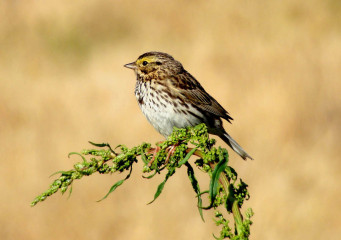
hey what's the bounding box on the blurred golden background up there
[1,0,340,239]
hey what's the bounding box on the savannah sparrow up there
[124,52,252,160]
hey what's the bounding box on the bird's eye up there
[142,61,148,66]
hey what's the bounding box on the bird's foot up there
[147,141,179,167]
[164,144,177,165]
[147,142,161,167]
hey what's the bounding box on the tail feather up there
[220,132,253,160]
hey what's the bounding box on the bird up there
[124,51,252,160]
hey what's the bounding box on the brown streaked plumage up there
[124,51,252,160]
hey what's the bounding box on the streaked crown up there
[125,51,183,75]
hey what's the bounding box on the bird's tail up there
[220,132,253,160]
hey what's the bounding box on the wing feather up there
[168,70,233,122]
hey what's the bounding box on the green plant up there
[31,123,253,239]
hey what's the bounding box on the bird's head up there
[124,52,183,77]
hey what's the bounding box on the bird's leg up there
[146,141,180,167]
[164,144,178,165]
[147,141,163,167]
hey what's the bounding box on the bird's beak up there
[124,62,137,70]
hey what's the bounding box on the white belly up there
[135,81,203,137]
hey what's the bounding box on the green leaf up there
[68,152,87,163]
[210,157,227,202]
[196,190,209,197]
[203,154,227,209]
[88,141,108,147]
[179,147,197,166]
[185,162,204,222]
[97,166,133,202]
[49,170,69,178]
[142,169,158,179]
[212,233,221,240]
[141,153,149,165]
[88,141,116,154]
[148,169,175,204]
[67,185,73,199]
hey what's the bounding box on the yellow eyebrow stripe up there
[136,56,157,65]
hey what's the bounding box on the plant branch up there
[31,124,252,239]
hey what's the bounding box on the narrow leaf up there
[67,185,73,199]
[196,190,209,197]
[210,157,227,205]
[97,166,133,202]
[97,179,125,202]
[142,170,158,179]
[202,156,227,209]
[141,153,149,165]
[179,147,197,166]
[49,170,68,178]
[212,233,220,240]
[88,141,116,154]
[185,162,204,222]
[88,141,108,147]
[68,152,87,163]
[148,169,175,204]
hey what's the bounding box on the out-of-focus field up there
[1,0,340,239]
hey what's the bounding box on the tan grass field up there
[1,0,341,239]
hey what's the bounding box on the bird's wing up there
[168,71,233,122]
